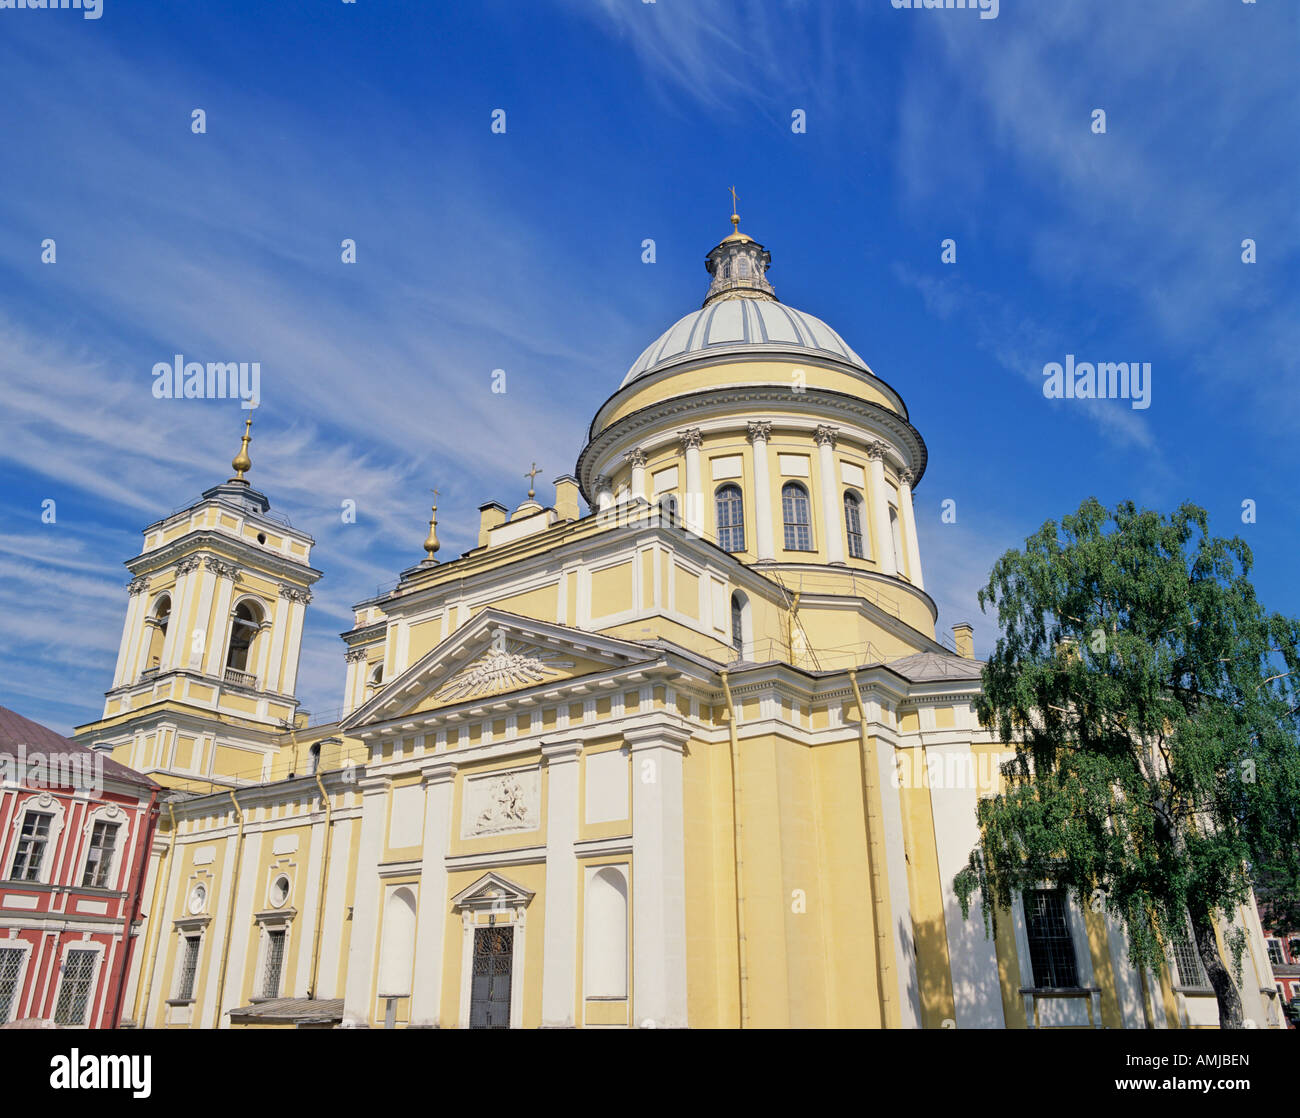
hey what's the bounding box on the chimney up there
[477,501,507,548]
[553,474,581,522]
[952,622,974,659]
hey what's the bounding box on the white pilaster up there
[540,740,582,1027]
[626,449,648,504]
[867,443,897,577]
[680,429,703,537]
[114,583,149,686]
[342,778,390,1027]
[898,469,925,591]
[281,599,307,694]
[627,723,690,1028]
[408,762,457,1027]
[266,593,289,692]
[815,425,845,564]
[746,421,774,560]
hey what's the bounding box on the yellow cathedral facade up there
[73,216,1285,1029]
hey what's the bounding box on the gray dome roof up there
[622,298,869,387]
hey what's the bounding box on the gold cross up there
[429,487,440,507]
[729,185,738,213]
[525,463,541,500]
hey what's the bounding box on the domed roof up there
[621,298,869,387]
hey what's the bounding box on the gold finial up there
[525,463,542,501]
[423,488,440,560]
[729,185,740,232]
[230,414,253,481]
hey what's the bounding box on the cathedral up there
[73,214,1284,1029]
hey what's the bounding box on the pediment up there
[341,608,656,729]
[451,870,535,911]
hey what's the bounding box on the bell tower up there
[75,418,323,790]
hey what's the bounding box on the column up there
[746,421,775,560]
[342,776,389,1027]
[867,442,897,577]
[594,474,614,512]
[160,557,200,670]
[897,469,925,591]
[540,740,582,1027]
[116,579,150,685]
[408,762,457,1027]
[625,449,648,503]
[281,593,310,694]
[679,428,703,537]
[627,723,690,1028]
[815,425,845,564]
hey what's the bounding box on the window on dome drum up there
[889,506,905,573]
[738,256,750,277]
[722,260,731,279]
[1023,889,1079,988]
[715,484,745,552]
[1171,918,1208,988]
[658,493,679,526]
[731,592,749,657]
[225,601,263,678]
[307,742,321,776]
[262,929,287,998]
[10,811,52,882]
[81,820,120,889]
[54,949,97,1026]
[0,947,23,1023]
[782,483,813,551]
[175,936,200,1002]
[843,490,866,559]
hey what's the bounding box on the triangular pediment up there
[341,608,656,730]
[451,870,535,910]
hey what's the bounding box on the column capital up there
[421,760,458,786]
[677,428,703,451]
[344,647,368,663]
[814,424,838,448]
[866,440,890,462]
[541,739,584,764]
[175,556,202,576]
[127,576,151,596]
[203,555,241,581]
[898,468,915,486]
[624,448,648,469]
[593,473,613,494]
[745,420,772,444]
[279,583,312,604]
[624,722,692,752]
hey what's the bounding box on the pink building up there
[0,706,158,1028]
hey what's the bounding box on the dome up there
[621,299,869,387]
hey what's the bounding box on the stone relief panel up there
[462,766,541,839]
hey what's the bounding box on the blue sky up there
[1,0,1296,734]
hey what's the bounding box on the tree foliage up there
[954,498,1300,1028]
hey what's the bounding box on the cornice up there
[124,530,323,586]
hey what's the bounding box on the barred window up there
[715,484,745,552]
[0,947,23,1023]
[1023,889,1079,989]
[175,936,200,1002]
[10,812,52,882]
[782,483,813,551]
[262,929,286,998]
[843,491,866,559]
[81,821,120,889]
[1172,919,1208,988]
[54,949,97,1026]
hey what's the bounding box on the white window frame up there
[1011,886,1100,1028]
[0,936,34,1024]
[252,909,296,1002]
[50,940,105,1028]
[6,793,67,886]
[169,922,207,1005]
[78,803,132,891]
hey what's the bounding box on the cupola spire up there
[703,191,776,307]
[423,489,440,562]
[229,415,253,483]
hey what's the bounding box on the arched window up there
[584,867,628,999]
[737,256,750,278]
[226,601,264,674]
[782,482,813,551]
[715,484,745,552]
[368,662,384,690]
[658,493,680,526]
[146,594,171,670]
[843,491,866,559]
[307,742,321,776]
[730,591,750,657]
[378,887,418,1000]
[889,506,905,573]
[722,260,732,279]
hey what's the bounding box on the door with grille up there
[469,925,513,1028]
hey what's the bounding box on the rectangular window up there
[175,936,200,1002]
[1171,919,1208,988]
[10,812,52,882]
[54,949,97,1026]
[1023,889,1079,989]
[81,821,120,889]
[1267,939,1285,967]
[262,929,286,998]
[0,947,24,1023]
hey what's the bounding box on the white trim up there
[49,938,106,1027]
[0,935,34,1024]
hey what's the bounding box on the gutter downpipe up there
[111,786,157,1029]
[134,800,177,1027]
[213,789,246,1028]
[308,767,334,999]
[848,667,896,1029]
[718,670,749,1029]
